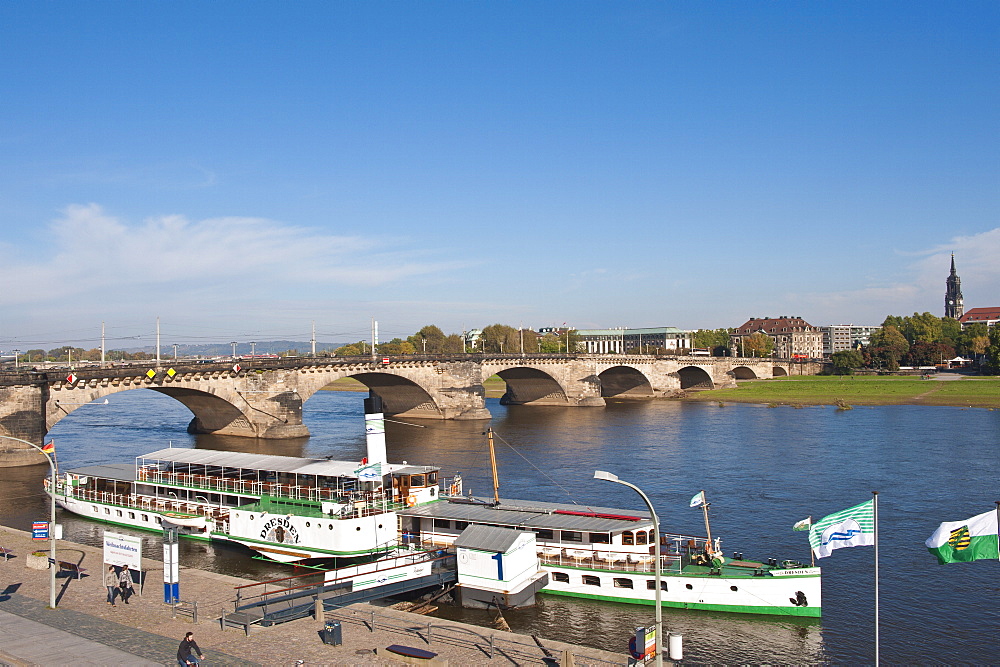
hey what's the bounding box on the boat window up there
[613,578,634,589]
[636,531,647,545]
[582,575,601,586]
[622,531,634,545]
[648,530,656,543]
[433,519,451,529]
[647,580,668,591]
[104,508,110,514]
[409,474,426,487]
[141,514,149,522]
[535,529,554,540]
[730,586,738,592]
[155,517,161,524]
[552,572,570,583]
[92,506,99,513]
[685,583,693,590]
[454,521,469,530]
[427,472,437,485]
[128,512,135,519]
[589,533,610,544]
[561,531,583,542]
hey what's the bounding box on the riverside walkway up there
[0,526,628,666]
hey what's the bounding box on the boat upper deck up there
[398,496,654,533]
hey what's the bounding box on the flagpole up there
[699,490,713,550]
[873,491,879,665]
[995,501,1000,562]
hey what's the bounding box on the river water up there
[1,389,996,663]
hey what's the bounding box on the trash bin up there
[322,620,342,646]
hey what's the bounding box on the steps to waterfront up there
[0,526,628,665]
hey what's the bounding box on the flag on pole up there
[353,461,383,482]
[689,491,706,508]
[792,516,812,531]
[41,441,55,454]
[809,499,875,558]
[925,510,1000,564]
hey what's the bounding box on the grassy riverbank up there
[686,375,1000,409]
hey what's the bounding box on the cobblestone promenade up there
[0,527,628,666]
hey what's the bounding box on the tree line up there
[832,312,1000,374]
[333,325,581,356]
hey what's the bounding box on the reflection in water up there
[2,388,997,663]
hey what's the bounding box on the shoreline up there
[323,374,1000,409]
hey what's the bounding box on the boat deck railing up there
[49,481,232,532]
[52,478,403,526]
[139,468,360,503]
[412,535,731,575]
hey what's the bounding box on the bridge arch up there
[772,366,789,377]
[597,366,654,398]
[677,366,715,390]
[730,366,759,380]
[492,367,567,406]
[335,372,443,419]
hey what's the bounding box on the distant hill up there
[120,341,345,356]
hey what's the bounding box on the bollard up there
[315,598,324,627]
[668,633,683,661]
[427,622,433,644]
[489,634,495,659]
[371,610,376,633]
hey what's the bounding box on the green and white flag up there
[925,510,1000,565]
[792,516,812,532]
[809,499,875,558]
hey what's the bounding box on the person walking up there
[104,565,118,606]
[176,631,204,666]
[118,564,135,604]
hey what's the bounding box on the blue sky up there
[1,1,997,351]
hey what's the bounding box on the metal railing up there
[326,606,626,666]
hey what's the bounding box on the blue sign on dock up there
[32,521,49,540]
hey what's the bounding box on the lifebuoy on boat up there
[406,495,417,507]
[449,484,458,495]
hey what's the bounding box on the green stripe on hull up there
[224,533,389,558]
[540,589,822,617]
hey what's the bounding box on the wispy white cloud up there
[783,227,1000,324]
[1,204,477,330]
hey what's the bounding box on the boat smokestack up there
[364,392,387,465]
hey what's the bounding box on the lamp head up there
[593,470,618,482]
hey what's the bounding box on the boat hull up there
[539,563,821,617]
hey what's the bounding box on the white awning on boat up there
[136,447,431,480]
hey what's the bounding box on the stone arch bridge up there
[0,354,821,465]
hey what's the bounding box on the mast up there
[700,489,713,551]
[487,428,500,505]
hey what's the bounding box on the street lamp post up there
[594,470,662,667]
[0,435,58,608]
[230,341,238,359]
[13,349,19,369]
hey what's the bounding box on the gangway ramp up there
[229,549,457,626]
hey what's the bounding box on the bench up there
[56,560,87,579]
[0,547,13,561]
[384,645,439,663]
[219,610,265,636]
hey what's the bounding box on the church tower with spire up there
[945,253,964,320]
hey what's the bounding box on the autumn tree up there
[693,328,734,355]
[407,325,448,354]
[985,325,1000,374]
[740,332,774,358]
[868,325,909,371]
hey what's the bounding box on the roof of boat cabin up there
[66,463,137,482]
[453,524,527,552]
[398,496,653,533]
[135,448,436,479]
